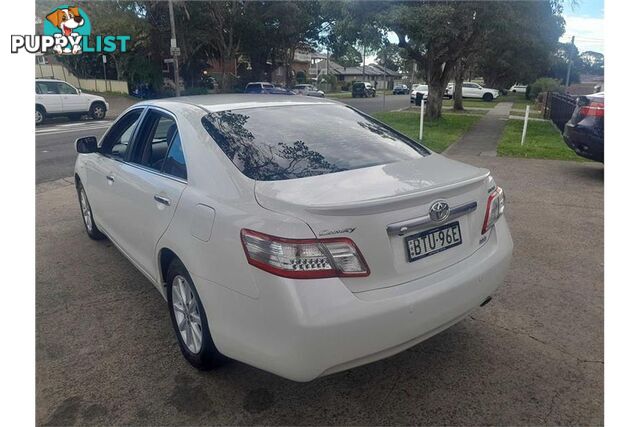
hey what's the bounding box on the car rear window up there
[201,104,428,181]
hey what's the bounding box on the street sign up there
[170,47,181,57]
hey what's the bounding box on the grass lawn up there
[497,119,587,161]
[501,92,535,110]
[327,90,393,99]
[373,111,482,153]
[326,92,352,99]
[510,109,543,119]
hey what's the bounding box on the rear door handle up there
[106,175,115,183]
[154,195,171,206]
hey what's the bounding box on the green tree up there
[475,1,565,89]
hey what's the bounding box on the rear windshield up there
[201,104,428,181]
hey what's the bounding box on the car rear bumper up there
[196,218,513,382]
[563,123,604,162]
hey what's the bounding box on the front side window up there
[201,104,428,181]
[100,109,143,160]
[56,82,77,94]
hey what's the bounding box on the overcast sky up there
[560,0,604,53]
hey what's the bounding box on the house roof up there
[315,59,401,77]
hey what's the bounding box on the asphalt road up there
[36,155,603,425]
[34,94,411,184]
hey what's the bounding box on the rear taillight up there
[579,101,604,117]
[482,187,505,234]
[240,229,370,279]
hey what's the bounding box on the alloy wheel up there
[93,106,105,119]
[36,110,43,124]
[172,275,203,354]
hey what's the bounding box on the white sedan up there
[73,95,513,381]
[445,82,501,101]
[410,84,429,104]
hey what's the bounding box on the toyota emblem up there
[429,200,450,222]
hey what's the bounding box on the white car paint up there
[35,79,109,123]
[445,82,501,100]
[410,84,428,104]
[510,84,527,94]
[74,94,513,381]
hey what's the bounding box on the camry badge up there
[429,200,450,222]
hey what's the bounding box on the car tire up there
[482,93,494,102]
[167,258,228,371]
[36,106,45,125]
[89,102,107,120]
[76,182,106,240]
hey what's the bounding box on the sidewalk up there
[443,102,513,157]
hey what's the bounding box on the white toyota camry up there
[74,94,513,381]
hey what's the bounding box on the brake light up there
[240,229,370,279]
[579,101,604,118]
[482,187,505,234]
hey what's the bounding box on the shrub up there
[528,77,562,100]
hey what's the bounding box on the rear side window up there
[201,104,428,181]
[162,134,187,180]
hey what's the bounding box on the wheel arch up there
[89,100,107,110]
[158,247,181,287]
[36,103,46,113]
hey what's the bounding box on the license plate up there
[405,221,462,262]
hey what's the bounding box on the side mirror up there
[75,136,98,154]
[77,89,82,94]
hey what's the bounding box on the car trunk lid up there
[254,154,493,293]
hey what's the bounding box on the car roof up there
[36,79,65,83]
[140,94,337,113]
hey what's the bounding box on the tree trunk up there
[453,63,465,111]
[424,60,454,121]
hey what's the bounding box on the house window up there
[36,56,48,65]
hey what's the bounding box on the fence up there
[543,92,576,131]
[36,62,129,95]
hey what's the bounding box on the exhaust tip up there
[480,296,492,307]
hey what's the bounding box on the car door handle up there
[106,175,115,183]
[154,195,171,206]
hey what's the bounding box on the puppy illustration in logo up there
[46,6,84,54]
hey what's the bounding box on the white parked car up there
[410,84,429,104]
[445,82,501,101]
[292,84,325,97]
[35,79,109,124]
[509,83,528,94]
[73,95,513,381]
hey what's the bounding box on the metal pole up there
[382,53,386,111]
[521,105,530,146]
[419,98,425,141]
[168,0,181,97]
[102,55,107,92]
[565,35,575,90]
[361,45,365,80]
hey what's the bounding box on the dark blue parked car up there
[563,92,604,162]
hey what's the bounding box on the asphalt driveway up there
[36,156,603,426]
